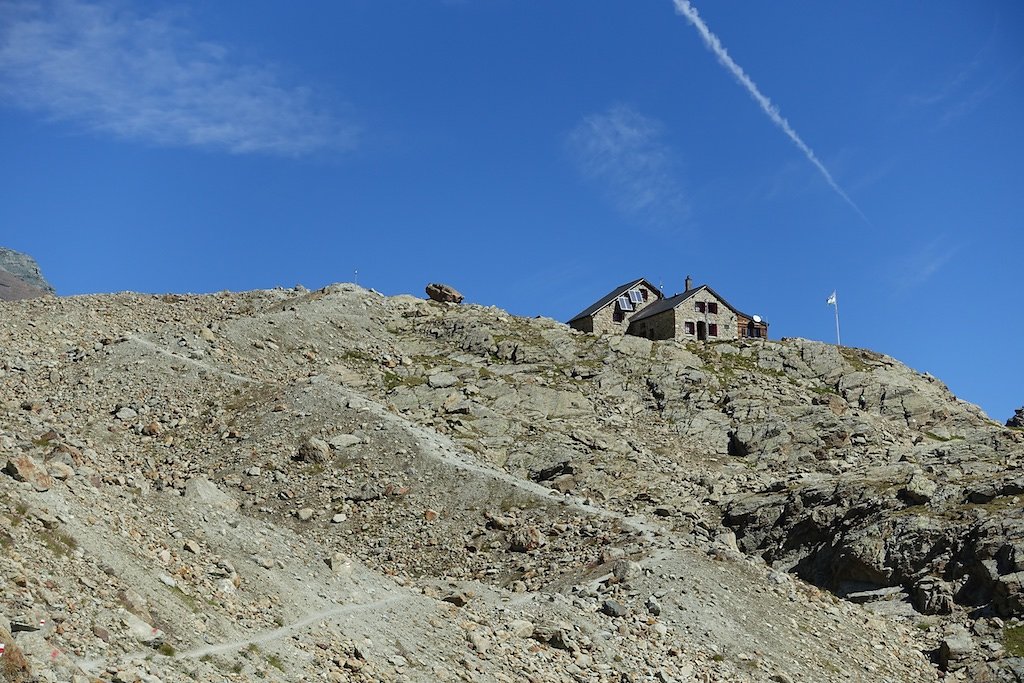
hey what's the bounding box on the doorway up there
[697,321,707,341]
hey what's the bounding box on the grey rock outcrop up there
[0,270,50,302]
[0,247,54,298]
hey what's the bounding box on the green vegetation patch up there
[339,349,376,365]
[922,431,964,442]
[383,371,425,392]
[1005,625,1024,657]
[705,351,791,388]
[224,382,282,411]
[169,585,203,612]
[839,347,884,373]
[40,529,77,556]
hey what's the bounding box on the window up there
[642,289,649,301]
[617,295,633,311]
[628,289,643,304]
[708,302,719,314]
[684,321,695,335]
[709,323,719,337]
[613,309,624,322]
[695,301,705,313]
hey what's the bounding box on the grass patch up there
[972,496,1024,515]
[701,351,791,389]
[839,348,877,372]
[1005,625,1024,657]
[922,432,964,442]
[383,372,425,392]
[157,642,176,657]
[340,349,375,364]
[40,529,77,556]
[224,382,281,411]
[170,585,202,612]
[267,653,285,671]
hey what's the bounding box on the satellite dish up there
[752,315,762,323]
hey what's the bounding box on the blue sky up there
[1,1,1022,421]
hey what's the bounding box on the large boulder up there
[2,455,53,492]
[183,477,239,512]
[1008,407,1024,429]
[425,283,464,304]
[295,437,332,464]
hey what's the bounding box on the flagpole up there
[827,290,841,347]
[833,297,841,347]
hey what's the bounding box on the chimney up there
[684,275,693,292]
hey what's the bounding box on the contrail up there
[672,0,867,221]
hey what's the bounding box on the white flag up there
[826,291,836,306]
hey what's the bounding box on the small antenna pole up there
[354,269,359,286]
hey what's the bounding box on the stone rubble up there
[0,283,1020,681]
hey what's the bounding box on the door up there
[697,321,707,341]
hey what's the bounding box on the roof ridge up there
[567,278,662,323]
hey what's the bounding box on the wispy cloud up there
[906,53,986,110]
[916,59,1022,129]
[891,238,959,292]
[902,27,1024,129]
[567,105,688,229]
[0,1,357,156]
[671,0,866,222]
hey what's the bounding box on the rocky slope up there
[1,284,1021,682]
[0,248,54,301]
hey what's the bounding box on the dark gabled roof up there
[627,287,700,324]
[628,284,769,326]
[567,278,663,324]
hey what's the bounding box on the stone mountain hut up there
[569,276,768,342]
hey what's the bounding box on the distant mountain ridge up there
[0,247,54,300]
